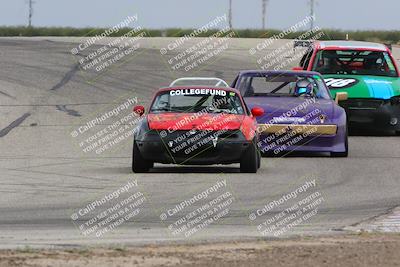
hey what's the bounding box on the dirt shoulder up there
[1,233,400,267]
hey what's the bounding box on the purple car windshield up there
[237,74,331,99]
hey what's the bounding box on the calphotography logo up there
[160,14,237,73]
[212,136,218,148]
[249,178,324,237]
[159,179,235,238]
[168,141,174,148]
[70,180,146,238]
[249,16,326,71]
[71,14,148,76]
[70,96,144,155]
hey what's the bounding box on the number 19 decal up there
[324,78,358,89]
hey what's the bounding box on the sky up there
[0,0,398,30]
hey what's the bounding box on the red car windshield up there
[313,50,398,77]
[150,88,245,115]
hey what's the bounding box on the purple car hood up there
[245,96,336,124]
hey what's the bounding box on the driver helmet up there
[322,50,338,68]
[294,79,314,96]
[364,52,381,70]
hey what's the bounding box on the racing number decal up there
[324,78,358,89]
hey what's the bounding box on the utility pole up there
[228,0,232,29]
[28,0,35,27]
[262,0,269,30]
[309,0,315,31]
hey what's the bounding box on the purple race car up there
[231,70,348,157]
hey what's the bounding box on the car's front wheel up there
[240,141,258,173]
[331,128,348,158]
[132,142,153,173]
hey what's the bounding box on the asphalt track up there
[0,37,399,249]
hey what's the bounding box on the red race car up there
[132,86,264,173]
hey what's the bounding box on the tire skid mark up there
[0,182,104,191]
[50,63,80,91]
[0,90,15,99]
[0,113,31,137]
[6,168,114,182]
[9,159,84,171]
[56,104,81,117]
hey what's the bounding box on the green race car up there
[296,41,400,134]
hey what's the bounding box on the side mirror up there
[292,67,304,71]
[133,105,145,116]
[251,107,264,117]
[335,92,348,104]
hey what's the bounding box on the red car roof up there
[314,41,390,52]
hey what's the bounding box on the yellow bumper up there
[258,124,338,135]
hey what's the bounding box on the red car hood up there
[148,113,245,131]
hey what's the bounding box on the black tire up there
[240,141,258,173]
[331,128,348,158]
[132,142,153,173]
[395,131,400,136]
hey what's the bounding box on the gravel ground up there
[1,233,400,267]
